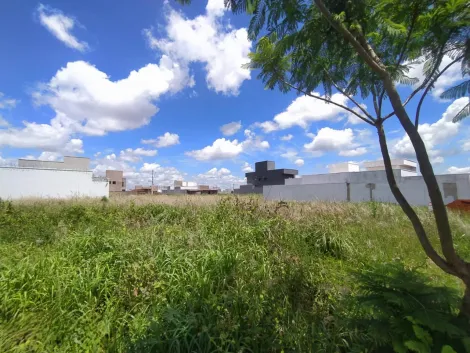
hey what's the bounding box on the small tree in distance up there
[177,0,470,318]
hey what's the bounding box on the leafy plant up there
[352,262,470,353]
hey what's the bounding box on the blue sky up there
[0,0,469,189]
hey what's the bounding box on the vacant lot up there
[1,196,469,352]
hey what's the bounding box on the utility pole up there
[151,170,154,195]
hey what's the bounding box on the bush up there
[350,262,470,353]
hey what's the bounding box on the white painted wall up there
[286,170,402,186]
[265,173,470,206]
[18,156,90,171]
[328,162,360,173]
[0,167,109,199]
[264,183,348,202]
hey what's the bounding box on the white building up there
[363,159,418,176]
[264,159,470,206]
[328,162,360,173]
[0,156,109,200]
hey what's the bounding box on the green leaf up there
[440,80,470,99]
[405,340,430,353]
[441,345,458,353]
[392,339,408,353]
[412,324,432,346]
[462,337,470,353]
[452,102,470,123]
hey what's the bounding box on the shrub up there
[351,262,470,353]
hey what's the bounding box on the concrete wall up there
[264,183,348,202]
[18,159,64,170]
[286,170,403,186]
[162,188,187,195]
[265,174,470,206]
[364,159,417,173]
[234,184,263,194]
[63,156,90,171]
[0,167,109,199]
[328,162,360,173]
[18,156,90,171]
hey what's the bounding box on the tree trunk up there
[381,77,469,279]
[375,123,455,276]
[377,122,470,321]
[460,283,470,325]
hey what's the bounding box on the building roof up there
[245,168,298,177]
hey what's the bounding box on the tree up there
[176,0,470,318]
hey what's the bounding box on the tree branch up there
[382,44,448,121]
[382,76,467,272]
[376,122,457,276]
[379,0,419,122]
[415,54,465,126]
[313,0,387,76]
[281,79,375,126]
[323,69,376,122]
[371,85,381,118]
[395,2,420,68]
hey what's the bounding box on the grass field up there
[1,195,469,352]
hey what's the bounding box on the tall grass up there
[0,196,469,352]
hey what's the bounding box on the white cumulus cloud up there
[346,104,369,125]
[0,92,17,109]
[38,152,61,161]
[37,4,89,52]
[392,97,468,163]
[195,167,245,189]
[186,138,243,161]
[407,55,464,98]
[0,117,9,127]
[257,93,348,132]
[280,134,293,141]
[304,127,356,155]
[447,166,470,174]
[339,147,367,157]
[0,92,17,128]
[119,148,158,163]
[35,58,190,136]
[92,155,184,190]
[0,120,74,151]
[145,0,251,95]
[294,158,304,167]
[142,132,180,148]
[242,161,253,172]
[186,129,269,161]
[220,121,242,136]
[463,140,470,151]
[0,57,192,154]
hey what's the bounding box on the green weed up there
[0,196,468,352]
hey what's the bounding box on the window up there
[122,181,125,187]
[112,181,116,184]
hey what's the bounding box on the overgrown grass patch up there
[0,196,469,352]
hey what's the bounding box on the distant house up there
[0,156,108,199]
[235,161,298,194]
[106,170,126,193]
